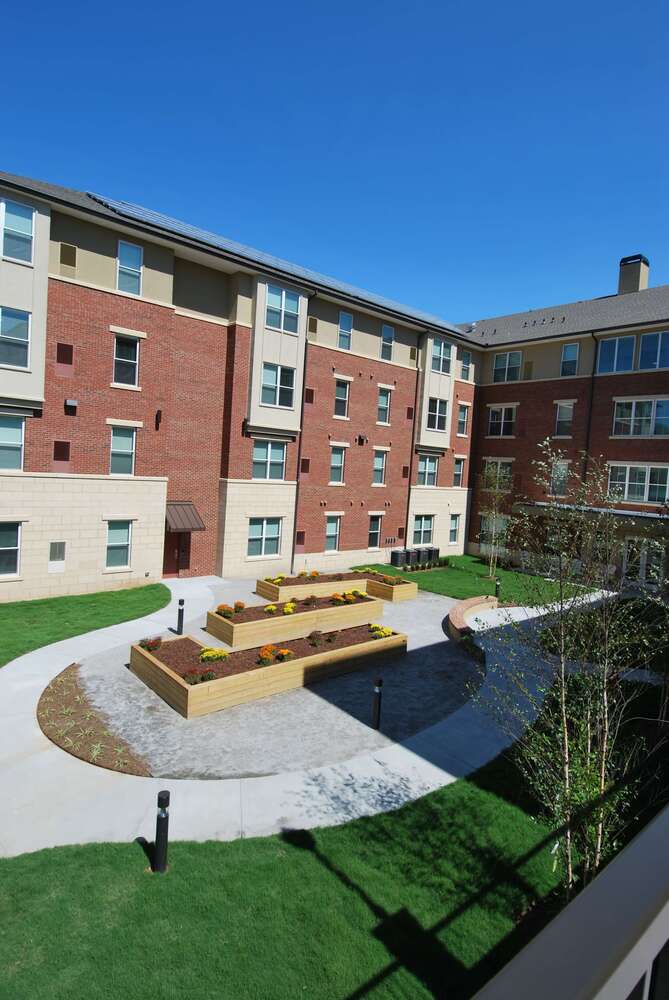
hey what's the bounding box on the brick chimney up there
[618,254,649,294]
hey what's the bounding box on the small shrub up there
[138,636,162,651]
[302,594,318,607]
[216,603,234,619]
[264,604,277,615]
[201,670,216,681]
[326,631,338,643]
[183,669,203,685]
[276,648,295,662]
[307,630,324,647]
[298,570,308,577]
[233,600,246,613]
[439,556,450,567]
[282,602,297,615]
[258,644,277,666]
[334,573,344,582]
[199,647,230,663]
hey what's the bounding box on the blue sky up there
[4,0,668,323]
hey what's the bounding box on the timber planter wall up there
[206,597,383,649]
[366,579,418,602]
[256,577,368,602]
[129,632,407,719]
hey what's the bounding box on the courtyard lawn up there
[0,583,171,667]
[362,555,567,605]
[0,754,558,1000]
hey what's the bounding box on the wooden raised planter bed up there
[129,630,407,719]
[366,578,418,602]
[256,576,368,602]
[206,596,383,649]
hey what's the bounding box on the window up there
[449,513,460,544]
[550,460,569,497]
[117,241,143,296]
[0,522,20,575]
[372,450,387,485]
[252,440,286,479]
[334,379,350,417]
[338,311,352,350]
[262,363,295,408]
[427,397,448,431]
[555,402,574,436]
[488,405,516,437]
[2,199,34,262]
[106,520,131,568]
[461,350,472,380]
[266,284,299,334]
[413,514,433,545]
[480,514,509,547]
[0,415,24,470]
[247,517,282,557]
[613,399,669,436]
[453,457,465,487]
[597,336,635,374]
[113,335,139,386]
[368,514,382,549]
[560,343,579,377]
[483,459,513,489]
[457,404,469,435]
[417,454,438,486]
[381,324,394,361]
[325,515,341,551]
[0,306,30,369]
[53,441,70,462]
[48,541,66,573]
[431,337,452,374]
[608,465,668,504]
[110,427,136,474]
[639,332,669,370]
[377,387,391,424]
[493,351,521,382]
[329,446,345,484]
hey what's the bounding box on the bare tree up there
[476,460,514,579]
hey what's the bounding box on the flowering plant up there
[298,570,309,577]
[199,647,230,663]
[309,570,319,578]
[138,636,162,651]
[343,592,357,603]
[264,604,277,615]
[276,648,295,662]
[282,602,297,615]
[183,668,217,685]
[258,644,277,666]
[216,603,234,619]
[331,593,345,605]
[369,624,393,639]
[234,600,246,612]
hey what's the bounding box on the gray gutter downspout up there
[290,293,317,574]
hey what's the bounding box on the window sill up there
[609,435,669,440]
[0,574,21,582]
[485,435,516,439]
[0,364,31,373]
[2,255,34,269]
[259,402,295,412]
[252,477,288,483]
[367,547,381,552]
[321,549,341,556]
[376,421,391,427]
[456,433,468,438]
[328,481,345,487]
[552,435,573,440]
[265,324,299,337]
[103,567,132,574]
[110,382,142,392]
[332,414,350,421]
[245,554,283,562]
[371,483,387,488]
[426,428,448,434]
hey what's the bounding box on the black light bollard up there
[152,790,170,873]
[176,598,184,636]
[372,677,383,731]
[495,578,501,600]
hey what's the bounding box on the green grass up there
[0,755,558,1000]
[0,583,171,667]
[361,555,565,605]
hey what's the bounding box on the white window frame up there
[380,324,394,361]
[105,520,132,570]
[113,334,140,387]
[457,403,469,436]
[329,446,346,484]
[612,398,669,438]
[338,311,353,350]
[482,458,513,489]
[487,405,516,437]
[252,440,286,480]
[639,332,669,371]
[460,350,472,380]
[607,463,669,505]
[116,240,143,296]
[427,397,448,431]
[109,426,136,475]
[372,449,387,485]
[431,337,452,374]
[0,306,31,371]
[417,454,438,486]
[261,363,295,409]
[453,457,465,487]
[334,379,350,418]
[560,343,579,377]
[449,513,460,545]
[413,514,433,546]
[48,541,66,574]
[1,198,35,265]
[247,517,282,558]
[368,514,383,550]
[377,386,392,424]
[550,459,569,497]
[493,351,522,383]
[325,514,341,551]
[554,401,574,437]
[597,335,635,374]
[0,521,21,577]
[0,414,25,470]
[265,284,300,335]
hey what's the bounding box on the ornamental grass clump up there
[138,636,162,652]
[257,644,277,666]
[198,647,230,663]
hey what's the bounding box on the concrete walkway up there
[0,577,547,858]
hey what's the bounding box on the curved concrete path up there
[0,577,547,858]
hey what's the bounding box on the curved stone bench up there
[447,595,499,641]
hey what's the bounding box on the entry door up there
[163,531,181,576]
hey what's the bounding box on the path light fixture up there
[372,677,383,731]
[177,598,184,635]
[152,790,170,874]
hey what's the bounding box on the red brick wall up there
[28,279,232,576]
[295,344,418,553]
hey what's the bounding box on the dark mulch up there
[155,625,396,681]
[37,663,152,776]
[214,592,372,623]
[265,571,369,586]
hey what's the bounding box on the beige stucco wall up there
[0,472,167,601]
[307,296,419,369]
[218,478,297,577]
[173,257,229,320]
[48,211,174,304]
[0,186,50,407]
[480,334,596,384]
[408,486,470,555]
